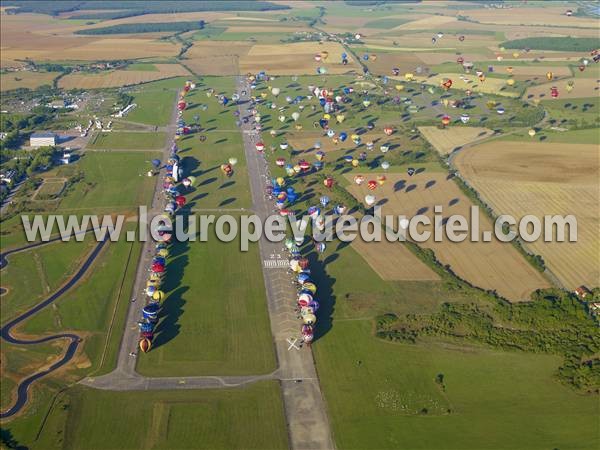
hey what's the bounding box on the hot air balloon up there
[139,338,152,353]
[377,175,386,186]
[354,175,365,185]
[276,157,286,167]
[507,78,515,86]
[381,161,390,170]
[441,115,451,127]
[365,195,376,206]
[546,71,553,81]
[255,142,265,152]
[323,177,335,189]
[177,100,187,111]
[442,79,453,90]
[550,86,559,98]
[320,195,330,207]
[407,167,416,176]
[383,126,394,136]
[152,290,165,302]
[367,180,378,190]
[315,151,325,161]
[315,242,326,253]
[175,195,186,207]
[528,129,536,137]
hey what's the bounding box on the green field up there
[0,237,96,324]
[5,382,288,450]
[57,151,159,212]
[125,63,158,72]
[88,131,166,150]
[314,320,598,450]
[136,215,276,376]
[126,87,178,126]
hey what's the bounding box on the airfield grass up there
[0,237,97,325]
[314,320,598,450]
[31,382,288,450]
[126,88,176,126]
[87,131,166,150]
[136,215,276,376]
[57,151,159,212]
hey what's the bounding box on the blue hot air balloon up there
[316,241,326,253]
[298,273,311,284]
[308,206,320,217]
[314,161,324,170]
[287,192,298,203]
[152,159,161,168]
[320,195,330,207]
[319,98,326,107]
[319,118,329,129]
[344,155,353,163]
[342,52,347,59]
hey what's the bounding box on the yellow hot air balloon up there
[506,66,513,74]
[512,52,519,58]
[323,113,331,120]
[336,114,345,123]
[321,50,329,60]
[260,92,268,99]
[395,84,405,91]
[528,129,536,137]
[546,71,553,81]
[153,290,165,302]
[352,159,359,167]
[276,177,285,187]
[507,78,515,86]
[351,134,359,141]
[404,73,414,81]
[295,123,303,130]
[442,98,449,107]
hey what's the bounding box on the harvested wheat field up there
[286,131,399,154]
[239,42,360,75]
[419,126,494,155]
[393,15,458,30]
[415,51,494,65]
[525,77,600,100]
[352,238,440,281]
[345,171,551,301]
[59,64,191,89]
[1,71,60,91]
[454,141,599,290]
[185,41,252,75]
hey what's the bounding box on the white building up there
[30,132,56,148]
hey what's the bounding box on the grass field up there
[525,77,600,100]
[6,382,288,450]
[125,86,178,126]
[87,131,166,150]
[454,140,599,290]
[0,71,60,91]
[56,151,159,213]
[0,237,96,325]
[58,64,190,89]
[314,320,598,450]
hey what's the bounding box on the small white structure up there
[0,170,16,184]
[61,150,72,165]
[112,103,137,118]
[30,132,56,148]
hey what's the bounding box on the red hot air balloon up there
[255,142,265,152]
[175,195,186,207]
[578,65,585,72]
[298,258,309,270]
[299,160,311,171]
[457,56,464,64]
[276,157,286,167]
[551,86,559,98]
[383,126,394,136]
[177,101,187,111]
[442,79,453,90]
[367,180,378,190]
[323,177,335,189]
[441,115,451,127]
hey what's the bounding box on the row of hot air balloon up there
[139,81,196,353]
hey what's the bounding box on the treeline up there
[501,37,600,52]
[376,288,600,392]
[75,21,205,35]
[4,1,288,17]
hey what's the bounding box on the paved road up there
[0,179,26,215]
[235,76,335,450]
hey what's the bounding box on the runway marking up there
[263,259,290,268]
[287,337,300,351]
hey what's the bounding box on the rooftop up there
[30,132,55,138]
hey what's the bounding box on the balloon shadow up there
[308,250,336,342]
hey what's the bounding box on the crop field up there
[58,64,191,89]
[454,140,599,290]
[351,238,440,281]
[314,320,598,450]
[239,42,361,75]
[87,131,166,150]
[459,6,600,28]
[525,77,600,100]
[345,171,551,301]
[32,383,288,450]
[0,70,60,91]
[418,126,494,155]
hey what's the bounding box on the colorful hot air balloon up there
[354,175,365,185]
[139,338,152,353]
[323,177,335,189]
[383,126,394,136]
[441,115,451,127]
[367,180,378,190]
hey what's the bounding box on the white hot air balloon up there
[271,87,280,96]
[228,157,238,166]
[365,195,376,206]
[460,114,470,124]
[292,111,300,121]
[381,161,390,170]
[399,218,410,229]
